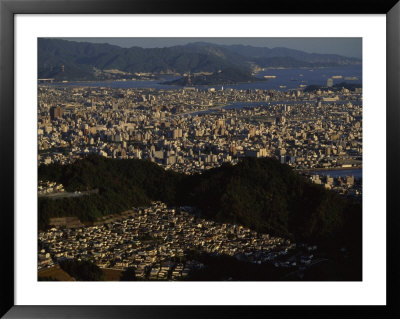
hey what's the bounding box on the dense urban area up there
[38,85,362,188]
[38,83,362,281]
[39,201,318,280]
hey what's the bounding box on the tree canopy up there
[38,155,361,252]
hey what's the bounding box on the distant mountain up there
[38,39,247,81]
[38,39,361,82]
[217,44,361,66]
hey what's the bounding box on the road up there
[38,188,99,199]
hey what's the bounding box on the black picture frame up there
[1,0,399,318]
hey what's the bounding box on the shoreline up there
[161,77,268,87]
[40,78,160,85]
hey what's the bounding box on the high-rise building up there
[346,175,355,186]
[327,78,333,87]
[50,106,63,120]
[172,128,182,139]
[275,116,286,125]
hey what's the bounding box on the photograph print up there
[37,37,362,282]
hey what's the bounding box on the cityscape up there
[37,38,362,281]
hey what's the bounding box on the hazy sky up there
[62,38,362,59]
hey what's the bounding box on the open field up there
[48,216,83,228]
[48,210,136,229]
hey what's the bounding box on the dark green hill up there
[38,155,182,229]
[38,39,249,81]
[38,155,361,253]
[176,158,361,248]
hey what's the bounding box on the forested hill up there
[38,155,361,251]
[38,39,248,81]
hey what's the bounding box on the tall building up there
[172,128,183,139]
[50,106,63,120]
[276,116,286,125]
[327,78,333,87]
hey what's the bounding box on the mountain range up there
[38,39,361,82]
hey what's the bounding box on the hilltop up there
[38,155,361,251]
